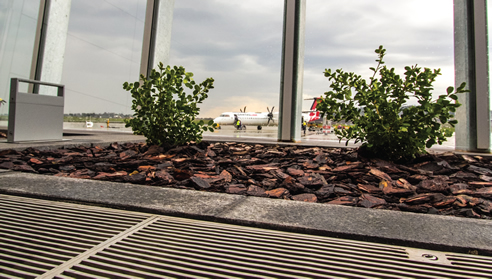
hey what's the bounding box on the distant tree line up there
[64,112,132,119]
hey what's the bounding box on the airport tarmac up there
[1,121,456,151]
[60,122,358,146]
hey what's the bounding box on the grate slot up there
[0,198,144,226]
[80,256,248,279]
[0,212,123,238]
[0,206,137,232]
[0,232,92,251]
[56,271,109,279]
[0,218,110,242]
[0,223,106,246]
[89,251,313,279]
[0,237,82,258]
[0,264,40,279]
[0,243,73,262]
[0,247,65,266]
[148,220,408,260]
[0,258,48,275]
[120,234,468,279]
[0,253,60,271]
[70,261,184,279]
[160,217,408,256]
[103,242,386,279]
[447,254,492,265]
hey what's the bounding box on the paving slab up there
[0,172,244,218]
[1,171,491,255]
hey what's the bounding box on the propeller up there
[240,106,246,113]
[267,106,275,125]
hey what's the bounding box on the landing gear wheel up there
[257,125,262,130]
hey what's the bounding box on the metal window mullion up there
[279,0,305,142]
[474,0,491,149]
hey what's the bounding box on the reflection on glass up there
[169,1,283,138]
[304,0,454,148]
[61,0,146,115]
[0,0,39,120]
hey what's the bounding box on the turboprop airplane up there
[213,99,322,130]
[213,106,278,130]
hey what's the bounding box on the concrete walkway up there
[0,129,491,256]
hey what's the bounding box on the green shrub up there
[317,46,468,161]
[123,63,216,147]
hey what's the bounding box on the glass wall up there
[303,0,455,147]
[61,0,146,116]
[0,0,40,124]
[169,0,284,138]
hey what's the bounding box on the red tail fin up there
[310,98,322,111]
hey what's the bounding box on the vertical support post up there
[278,0,306,142]
[454,0,490,152]
[30,0,71,93]
[141,0,175,78]
[473,0,490,150]
[7,78,18,142]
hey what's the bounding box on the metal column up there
[29,0,71,94]
[454,0,490,152]
[141,0,175,78]
[278,0,306,142]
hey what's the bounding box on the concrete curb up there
[1,171,491,255]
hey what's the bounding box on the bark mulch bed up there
[1,141,492,220]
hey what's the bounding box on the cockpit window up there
[220,114,231,117]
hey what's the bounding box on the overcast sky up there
[60,0,455,117]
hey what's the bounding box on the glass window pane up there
[61,0,146,119]
[303,0,454,149]
[0,0,39,124]
[169,1,283,139]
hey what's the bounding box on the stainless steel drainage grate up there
[0,194,491,279]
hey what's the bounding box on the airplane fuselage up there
[213,112,279,126]
[213,111,320,127]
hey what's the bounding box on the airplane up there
[213,106,278,130]
[213,99,322,130]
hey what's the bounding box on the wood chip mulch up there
[1,141,491,219]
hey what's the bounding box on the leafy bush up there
[124,63,215,147]
[317,46,468,161]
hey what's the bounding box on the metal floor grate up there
[0,194,491,279]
